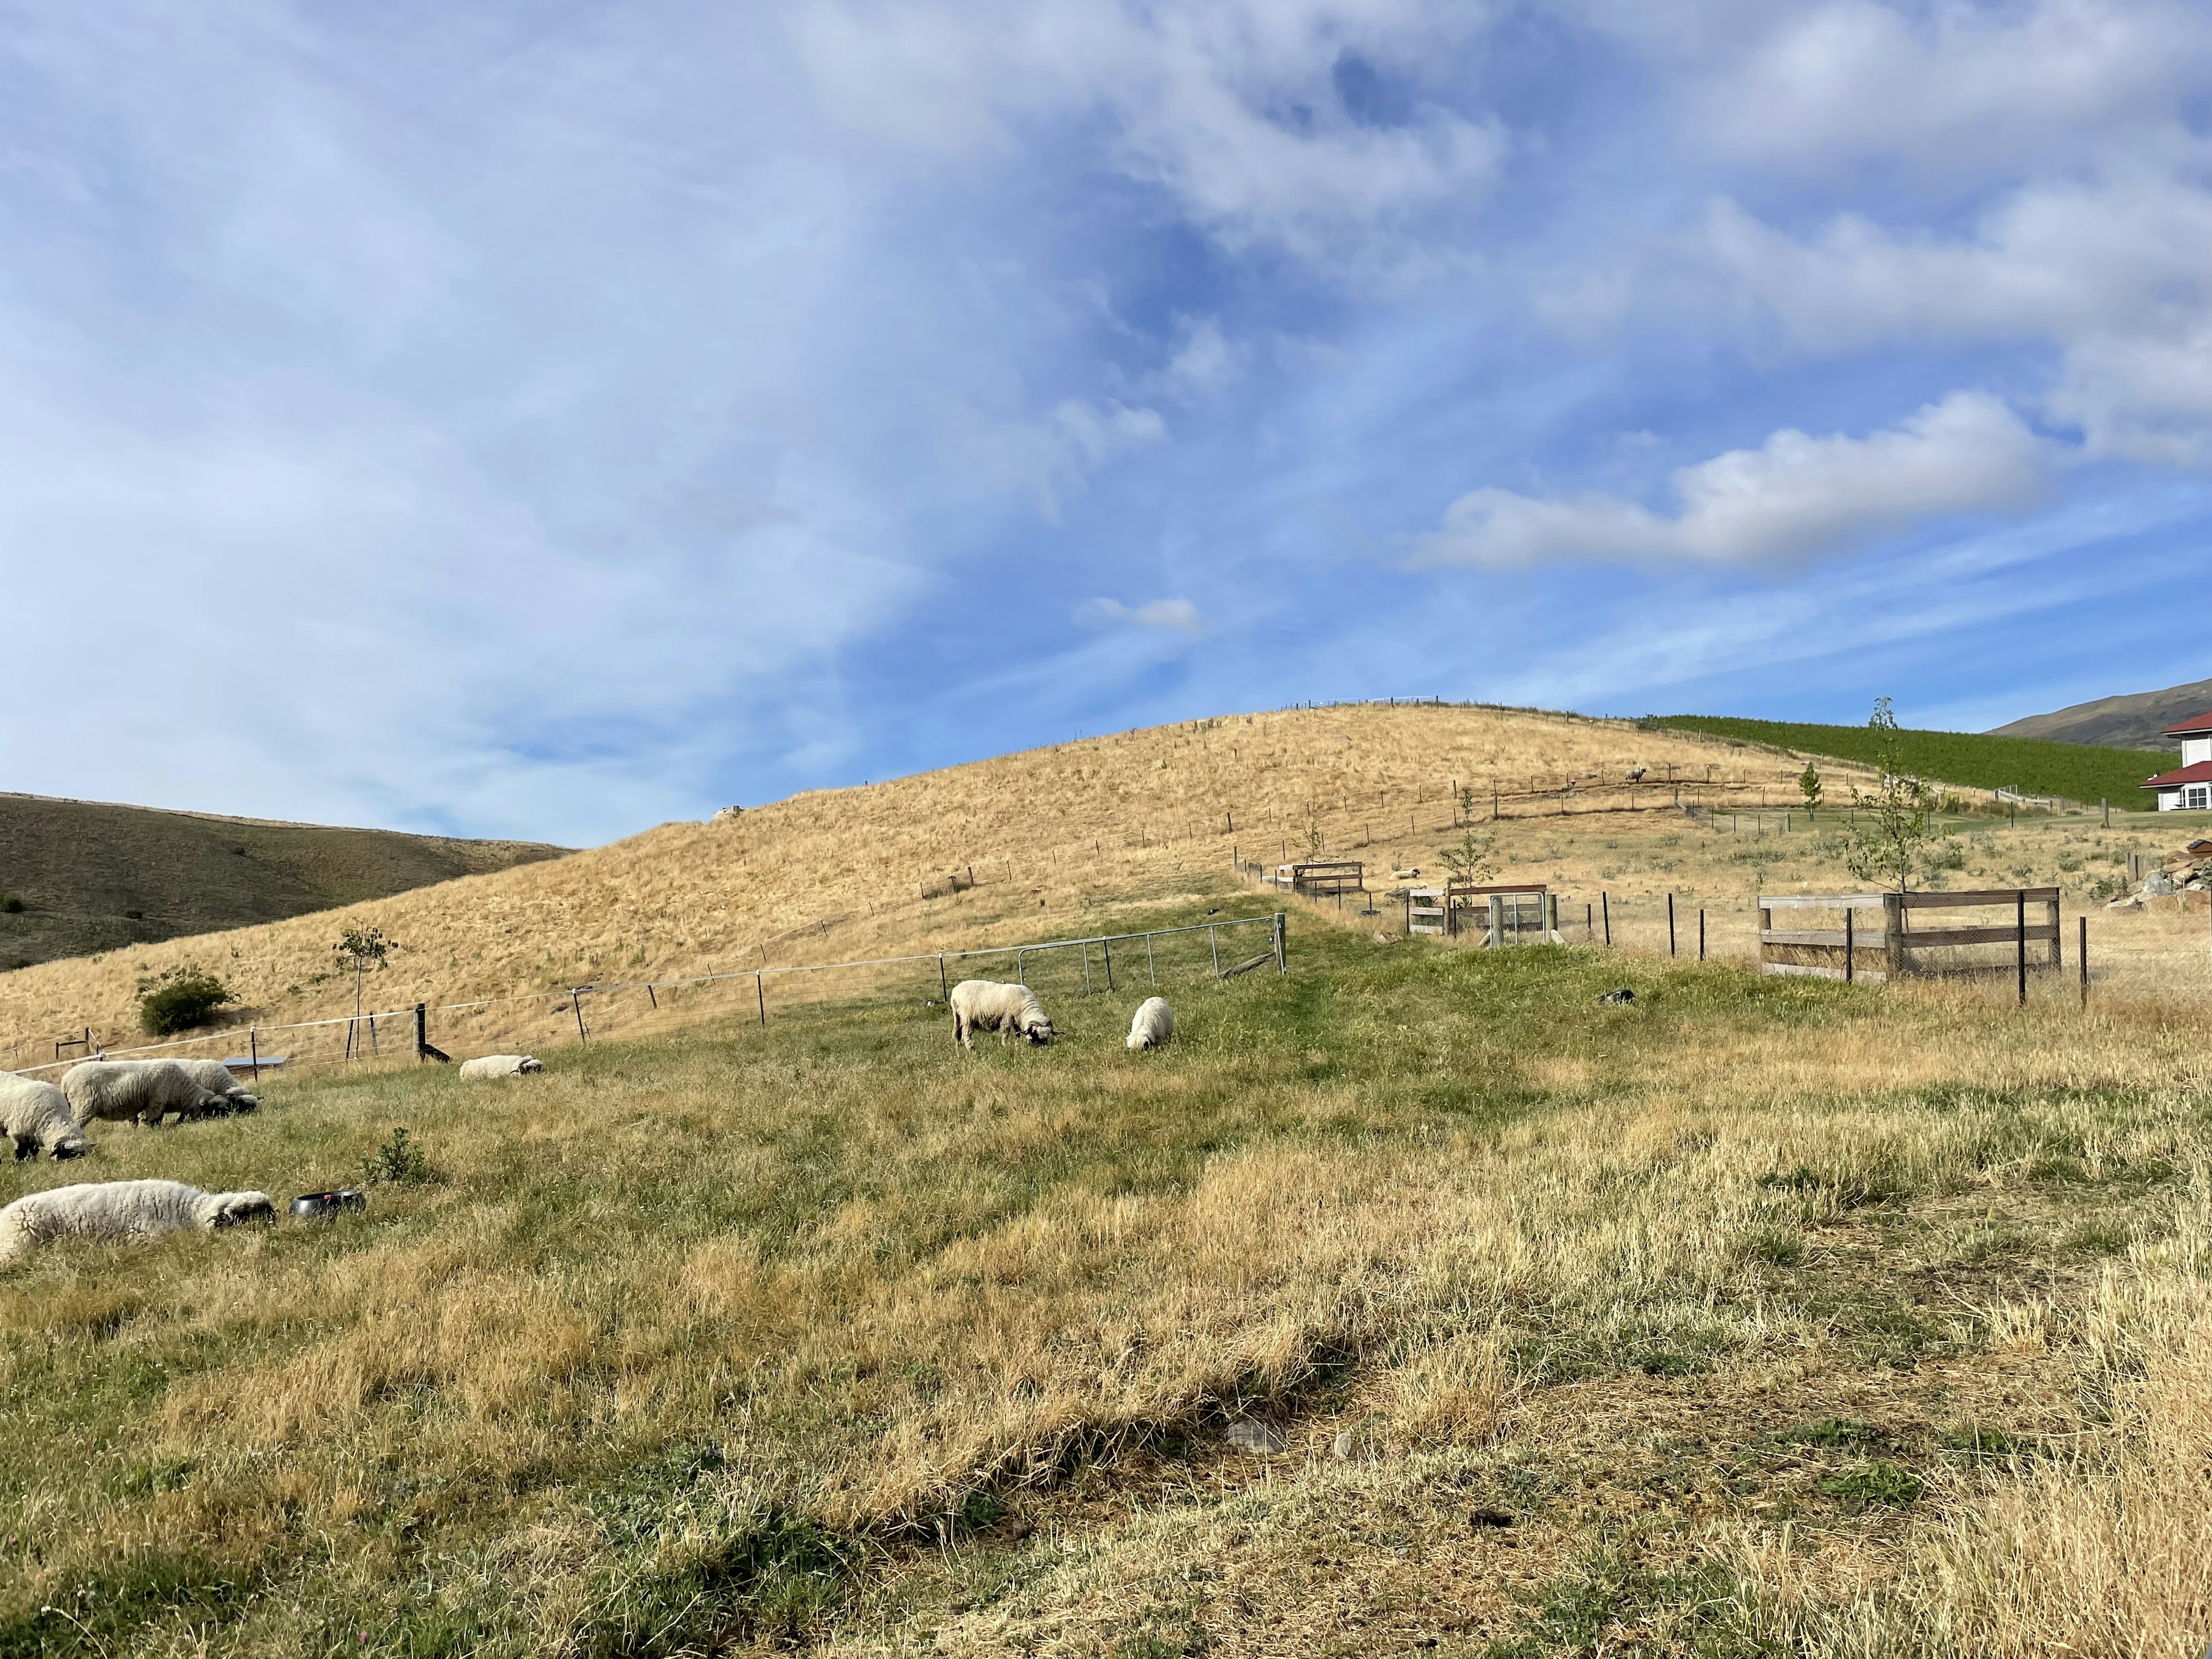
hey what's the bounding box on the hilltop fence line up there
[9,912,1287,1080]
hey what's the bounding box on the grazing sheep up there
[168,1058,260,1115]
[0,1074,91,1161]
[61,1060,231,1128]
[0,1179,273,1266]
[949,980,1054,1050]
[1125,997,1174,1051]
[458,1054,544,1080]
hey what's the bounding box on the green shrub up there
[135,965,235,1036]
[362,1127,431,1185]
[0,893,24,913]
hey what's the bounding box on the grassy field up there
[0,792,566,974]
[2,881,2208,1656]
[1649,716,2175,809]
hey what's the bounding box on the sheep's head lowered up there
[203,1192,276,1228]
[1020,1009,1055,1045]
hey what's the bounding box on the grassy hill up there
[0,703,1843,1064]
[1988,673,2212,749]
[1649,714,2175,808]
[0,793,567,974]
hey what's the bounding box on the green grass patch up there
[1647,715,2174,809]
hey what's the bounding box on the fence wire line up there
[8,912,1284,1076]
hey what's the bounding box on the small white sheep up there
[62,1060,232,1128]
[0,1074,92,1161]
[949,980,1055,1049]
[1125,997,1174,1051]
[0,1179,274,1267]
[458,1054,545,1080]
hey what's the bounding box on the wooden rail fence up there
[1759,888,2061,984]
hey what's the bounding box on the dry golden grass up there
[0,703,1836,1067]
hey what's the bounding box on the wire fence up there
[9,913,1288,1081]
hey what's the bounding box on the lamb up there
[1126,997,1175,1051]
[949,980,1054,1049]
[458,1054,544,1080]
[0,1179,274,1267]
[0,1074,92,1161]
[61,1060,233,1128]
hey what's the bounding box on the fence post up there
[1602,892,1611,946]
[1885,892,1903,980]
[1274,912,1286,974]
[415,1003,427,1060]
[756,972,766,1027]
[1547,892,1560,942]
[1844,910,1854,983]
[938,954,948,1002]
[1585,902,1593,938]
[2079,916,2089,1007]
[1488,893,1504,948]
[1667,893,1676,957]
[1699,910,1706,961]
[1147,934,1157,986]
[1083,942,1093,997]
[1017,950,1025,987]
[1103,940,1114,991]
[2016,891,2028,1006]
[571,990,588,1044]
[1210,926,1221,980]
[249,1027,259,1081]
[2050,893,2062,969]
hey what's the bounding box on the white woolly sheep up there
[1125,997,1174,1051]
[0,1074,92,1161]
[949,980,1055,1050]
[61,1060,232,1128]
[458,1054,544,1080]
[0,1179,274,1267]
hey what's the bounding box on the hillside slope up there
[1987,675,2212,750]
[0,704,1834,1064]
[1652,715,2173,806]
[0,793,567,973]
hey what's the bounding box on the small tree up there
[137,965,234,1036]
[1841,699,1941,894]
[1799,762,1823,820]
[1439,827,1496,889]
[1305,816,1325,862]
[1457,784,1479,827]
[334,926,397,1021]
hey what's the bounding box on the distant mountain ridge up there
[1988,677,2212,751]
[0,792,567,973]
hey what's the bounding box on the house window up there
[2189,786,2210,810]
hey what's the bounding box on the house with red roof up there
[2142,711,2212,811]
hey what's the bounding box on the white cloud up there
[1080,596,1203,631]
[1705,0,2212,172]
[1414,393,2050,567]
[786,0,1505,269]
[1154,315,1243,401]
[1709,176,2212,463]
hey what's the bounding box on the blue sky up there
[4,1,2211,844]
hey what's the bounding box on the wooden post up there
[249,1027,259,1081]
[415,1002,427,1060]
[938,955,948,1001]
[1547,892,1560,941]
[1885,892,1904,981]
[1210,926,1221,980]
[2079,916,2089,1007]
[1844,910,1854,983]
[571,990,588,1044]
[1698,909,1706,961]
[2017,890,2028,1006]
[2050,894,2062,969]
[646,983,657,1009]
[1602,892,1611,946]
[1667,893,1676,957]
[2101,798,2109,828]
[1488,893,1505,947]
[756,972,766,1026]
